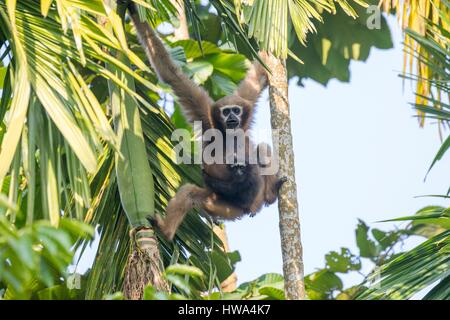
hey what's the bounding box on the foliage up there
[288,1,393,86]
[352,0,450,300]
[233,0,369,60]
[380,0,450,124]
[0,217,93,299]
[358,206,450,299]
[191,0,393,86]
[305,219,410,300]
[402,13,450,191]
[134,212,447,300]
[0,0,247,299]
[140,268,284,300]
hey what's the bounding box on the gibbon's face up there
[220,105,243,129]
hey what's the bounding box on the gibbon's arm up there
[128,5,214,128]
[235,53,269,106]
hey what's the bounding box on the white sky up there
[225,16,449,289]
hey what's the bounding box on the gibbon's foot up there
[147,213,175,241]
[249,212,256,218]
[146,214,157,227]
[211,216,220,225]
[276,176,288,192]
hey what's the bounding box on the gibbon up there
[126,2,286,240]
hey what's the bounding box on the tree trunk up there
[213,225,238,292]
[266,54,305,300]
[123,228,169,300]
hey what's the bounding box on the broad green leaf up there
[184,60,214,85]
[305,269,343,300]
[372,229,400,250]
[325,248,361,273]
[109,54,155,227]
[355,220,380,258]
[172,40,221,59]
[258,286,285,300]
[165,264,204,278]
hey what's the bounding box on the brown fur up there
[128,4,284,240]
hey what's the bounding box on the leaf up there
[325,248,361,273]
[288,3,393,86]
[109,53,155,227]
[205,53,247,82]
[358,230,450,300]
[258,286,285,300]
[372,229,399,250]
[184,60,214,85]
[165,274,191,295]
[0,66,6,89]
[0,193,18,212]
[355,220,380,258]
[40,0,53,17]
[305,269,343,300]
[0,218,91,298]
[209,73,238,98]
[165,264,204,278]
[170,103,192,131]
[208,250,235,283]
[0,63,30,181]
[172,40,221,59]
[426,134,450,176]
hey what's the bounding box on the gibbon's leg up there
[256,143,286,204]
[263,175,287,205]
[248,183,266,217]
[155,184,211,240]
[202,193,245,220]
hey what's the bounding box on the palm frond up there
[381,0,450,125]
[233,0,366,59]
[358,207,450,300]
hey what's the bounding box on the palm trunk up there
[266,54,305,300]
[123,228,169,300]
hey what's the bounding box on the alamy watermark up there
[366,5,382,30]
[171,121,280,176]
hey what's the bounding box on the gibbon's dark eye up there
[222,108,231,117]
[232,107,241,115]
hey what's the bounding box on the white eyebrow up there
[220,105,242,110]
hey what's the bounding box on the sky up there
[224,16,449,288]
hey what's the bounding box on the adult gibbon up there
[125,2,286,240]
